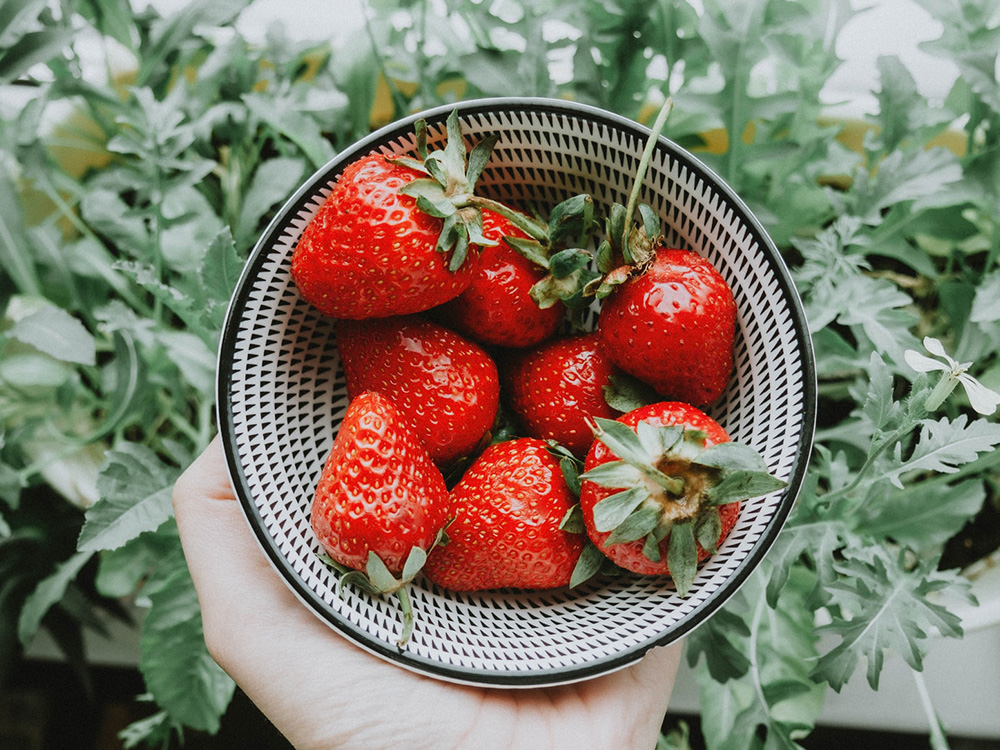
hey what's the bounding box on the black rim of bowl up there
[216,96,818,687]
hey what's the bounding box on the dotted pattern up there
[218,99,816,687]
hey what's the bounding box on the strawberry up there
[583,99,736,405]
[336,315,500,466]
[291,111,503,320]
[597,248,736,405]
[502,331,618,457]
[578,401,785,595]
[310,391,450,644]
[423,438,584,591]
[434,210,563,348]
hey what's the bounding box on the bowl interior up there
[217,98,815,686]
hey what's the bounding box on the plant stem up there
[622,98,674,262]
[912,668,951,750]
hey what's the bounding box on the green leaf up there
[813,550,971,690]
[366,551,401,593]
[401,545,427,583]
[880,415,1000,489]
[140,564,235,732]
[234,157,306,246]
[17,551,93,645]
[605,504,660,546]
[591,486,648,533]
[7,305,96,366]
[78,444,180,552]
[603,372,659,413]
[666,519,697,596]
[859,478,986,550]
[695,508,722,555]
[569,543,605,588]
[578,460,646,490]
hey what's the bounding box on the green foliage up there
[1,1,999,749]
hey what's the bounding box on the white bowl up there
[217,97,816,687]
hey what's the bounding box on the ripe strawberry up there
[503,332,618,457]
[578,401,785,595]
[584,99,736,405]
[336,316,500,466]
[423,438,584,591]
[311,391,449,573]
[435,210,563,348]
[310,391,450,644]
[597,248,736,405]
[291,111,504,320]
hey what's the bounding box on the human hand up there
[173,437,682,750]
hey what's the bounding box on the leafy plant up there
[1,0,999,748]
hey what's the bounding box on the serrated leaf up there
[812,550,971,690]
[78,444,179,552]
[860,478,986,550]
[863,351,902,434]
[881,415,1000,489]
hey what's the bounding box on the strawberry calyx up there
[389,110,502,273]
[581,416,786,595]
[547,441,618,588]
[322,526,449,647]
[584,98,675,300]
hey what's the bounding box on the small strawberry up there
[435,210,563,348]
[502,332,618,457]
[291,111,502,320]
[336,316,500,466]
[310,391,450,644]
[423,438,584,591]
[578,401,785,595]
[585,99,737,405]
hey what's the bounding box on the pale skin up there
[172,437,682,750]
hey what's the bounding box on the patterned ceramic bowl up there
[217,97,816,687]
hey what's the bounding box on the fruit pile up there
[292,105,786,644]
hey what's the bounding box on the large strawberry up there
[291,111,501,320]
[423,438,584,591]
[578,401,785,595]
[310,391,450,644]
[586,99,736,405]
[336,315,500,466]
[502,331,618,457]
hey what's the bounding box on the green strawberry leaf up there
[667,519,697,596]
[578,459,646,489]
[401,546,427,583]
[603,372,659,413]
[559,504,587,534]
[695,508,722,555]
[591,486,648,533]
[604,503,660,546]
[569,542,606,588]
[365,551,401,593]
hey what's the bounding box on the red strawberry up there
[597,248,736,405]
[435,209,563,348]
[310,391,450,645]
[503,332,618,457]
[291,111,508,320]
[584,100,736,405]
[578,401,785,595]
[291,155,480,319]
[423,438,584,591]
[336,316,500,466]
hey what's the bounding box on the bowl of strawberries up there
[217,97,816,686]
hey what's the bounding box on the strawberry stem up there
[393,586,415,647]
[621,98,674,265]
